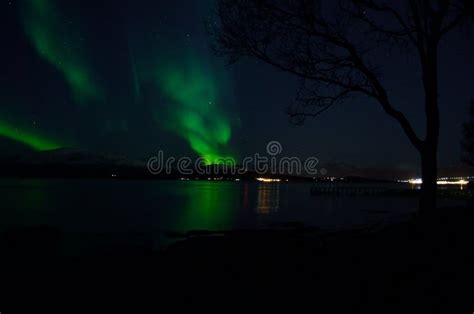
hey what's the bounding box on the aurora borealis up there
[0,0,238,162]
[156,58,235,164]
[0,120,60,151]
[20,0,103,105]
[1,0,473,170]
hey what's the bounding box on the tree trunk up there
[418,36,439,215]
[419,145,437,213]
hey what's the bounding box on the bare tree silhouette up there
[461,100,474,166]
[210,0,473,213]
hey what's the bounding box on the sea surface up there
[0,179,471,253]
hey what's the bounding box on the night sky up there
[2,0,474,175]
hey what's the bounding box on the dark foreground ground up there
[1,207,473,312]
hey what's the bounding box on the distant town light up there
[408,178,423,185]
[256,177,281,183]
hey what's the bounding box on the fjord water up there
[0,179,471,254]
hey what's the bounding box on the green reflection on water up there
[177,181,236,232]
[19,185,47,212]
[0,179,49,225]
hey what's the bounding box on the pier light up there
[407,178,469,185]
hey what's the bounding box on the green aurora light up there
[156,59,235,165]
[0,120,61,151]
[21,0,103,105]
